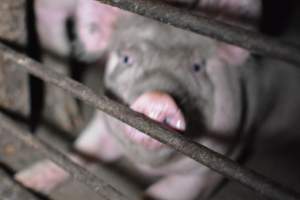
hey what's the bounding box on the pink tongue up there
[124,91,186,150]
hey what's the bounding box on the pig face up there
[104,15,244,166]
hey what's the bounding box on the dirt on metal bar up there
[0,42,299,200]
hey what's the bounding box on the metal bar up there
[1,43,299,200]
[95,0,300,66]
[0,112,129,200]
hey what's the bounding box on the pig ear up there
[216,43,250,66]
[198,0,262,66]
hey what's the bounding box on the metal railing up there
[0,1,300,200]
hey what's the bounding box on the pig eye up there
[192,60,206,72]
[120,54,134,65]
[123,55,129,63]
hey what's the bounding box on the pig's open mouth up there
[123,91,186,150]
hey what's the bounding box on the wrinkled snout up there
[124,91,186,150]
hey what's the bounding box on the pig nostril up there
[162,117,185,131]
[163,118,169,125]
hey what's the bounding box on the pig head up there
[99,16,243,166]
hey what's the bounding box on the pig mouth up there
[123,91,186,150]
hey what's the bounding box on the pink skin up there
[74,111,123,162]
[35,0,121,59]
[14,154,92,194]
[15,160,70,194]
[75,0,121,57]
[35,0,77,55]
[124,91,186,150]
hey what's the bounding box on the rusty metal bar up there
[1,42,299,200]
[95,0,300,66]
[0,112,129,200]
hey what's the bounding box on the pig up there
[73,1,264,199]
[17,0,292,200]
[74,8,261,200]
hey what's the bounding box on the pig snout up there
[124,91,186,150]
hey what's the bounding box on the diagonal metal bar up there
[1,42,299,200]
[0,113,129,200]
[95,0,300,66]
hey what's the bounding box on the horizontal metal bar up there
[1,43,299,200]
[95,0,300,66]
[0,112,129,200]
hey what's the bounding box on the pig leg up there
[15,160,70,194]
[14,154,88,195]
[144,169,222,200]
[74,111,123,162]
